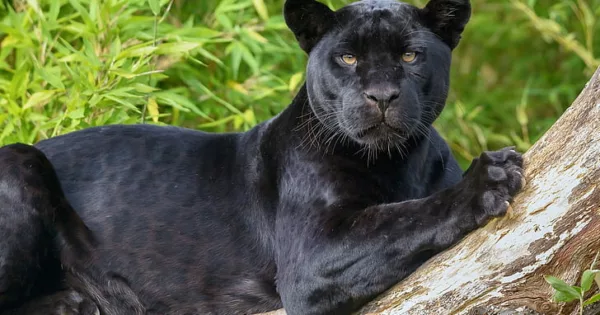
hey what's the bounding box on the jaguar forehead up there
[337,0,419,32]
[330,2,421,50]
[347,0,412,11]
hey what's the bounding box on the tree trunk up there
[257,67,600,315]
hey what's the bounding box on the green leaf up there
[0,122,15,142]
[252,0,269,21]
[544,276,582,301]
[233,114,244,130]
[82,38,102,67]
[240,44,259,75]
[68,108,85,119]
[116,44,158,59]
[147,97,159,123]
[48,0,61,22]
[243,108,256,126]
[9,63,30,99]
[244,29,268,44]
[581,270,600,292]
[88,0,101,23]
[584,293,600,307]
[37,67,65,90]
[169,27,222,39]
[68,0,95,31]
[103,95,140,112]
[227,42,243,79]
[196,48,225,67]
[198,115,236,128]
[110,69,163,79]
[156,42,201,55]
[148,0,161,16]
[216,0,252,13]
[23,90,57,109]
[155,90,211,119]
[110,36,122,57]
[553,290,578,303]
[288,72,304,92]
[26,113,49,122]
[26,0,43,17]
[215,13,233,30]
[133,83,159,93]
[191,81,242,115]
[516,103,529,127]
[105,87,137,99]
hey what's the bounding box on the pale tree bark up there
[258,67,600,315]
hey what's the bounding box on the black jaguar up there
[0,0,524,314]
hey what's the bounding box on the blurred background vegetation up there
[0,0,598,168]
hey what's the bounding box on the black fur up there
[0,0,523,314]
[0,144,98,314]
[284,0,335,52]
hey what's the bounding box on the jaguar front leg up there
[276,148,524,315]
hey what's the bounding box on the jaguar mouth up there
[356,125,380,138]
[355,123,403,139]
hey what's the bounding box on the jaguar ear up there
[420,0,471,50]
[284,0,335,53]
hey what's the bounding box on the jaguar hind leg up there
[0,143,96,312]
[1,290,99,315]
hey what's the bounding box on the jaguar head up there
[285,0,470,150]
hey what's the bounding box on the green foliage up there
[435,0,600,166]
[545,252,600,314]
[0,0,599,168]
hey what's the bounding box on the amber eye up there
[341,54,357,65]
[401,51,417,63]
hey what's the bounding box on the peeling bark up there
[256,68,600,315]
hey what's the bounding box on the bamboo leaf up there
[147,97,160,123]
[148,0,161,16]
[252,0,269,21]
[0,122,15,142]
[68,108,85,119]
[23,90,57,109]
[37,68,66,90]
[9,63,30,99]
[289,72,304,91]
[156,42,201,55]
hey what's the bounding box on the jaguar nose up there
[363,86,400,112]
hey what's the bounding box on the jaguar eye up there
[341,54,357,65]
[401,51,417,63]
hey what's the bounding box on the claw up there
[505,201,514,219]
